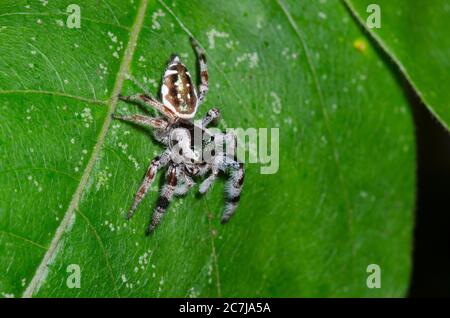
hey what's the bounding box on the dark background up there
[408,88,450,297]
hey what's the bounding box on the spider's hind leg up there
[190,37,208,105]
[199,166,219,194]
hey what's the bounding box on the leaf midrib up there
[21,0,149,298]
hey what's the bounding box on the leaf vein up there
[21,0,149,298]
[77,210,120,297]
[276,0,355,265]
[0,89,106,104]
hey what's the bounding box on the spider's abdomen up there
[161,56,198,119]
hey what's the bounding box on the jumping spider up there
[114,38,245,235]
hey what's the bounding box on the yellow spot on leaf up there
[353,38,368,53]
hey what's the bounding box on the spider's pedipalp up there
[126,151,170,220]
[199,169,218,194]
[198,159,221,194]
[147,165,178,234]
[190,37,209,105]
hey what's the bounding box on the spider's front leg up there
[126,151,170,220]
[147,165,178,235]
[199,153,244,223]
[119,93,175,120]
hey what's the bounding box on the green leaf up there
[345,0,450,130]
[0,0,415,297]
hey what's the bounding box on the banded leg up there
[174,172,194,196]
[147,165,178,234]
[222,162,245,224]
[190,37,208,105]
[119,93,175,120]
[199,167,219,194]
[127,151,170,220]
[113,114,168,130]
[201,108,220,128]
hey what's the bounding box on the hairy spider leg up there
[112,114,169,130]
[222,162,245,224]
[190,37,209,105]
[147,165,178,234]
[174,171,195,196]
[199,166,219,194]
[127,151,171,220]
[119,93,176,121]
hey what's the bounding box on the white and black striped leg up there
[174,172,194,196]
[201,108,220,128]
[113,114,168,130]
[127,151,170,220]
[147,165,178,235]
[119,93,175,120]
[190,37,208,105]
[199,167,219,194]
[222,162,245,224]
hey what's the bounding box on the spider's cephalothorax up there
[114,38,244,235]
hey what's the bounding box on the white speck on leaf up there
[235,52,259,69]
[270,91,282,114]
[96,167,112,191]
[318,12,327,20]
[206,29,229,49]
[151,9,165,30]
